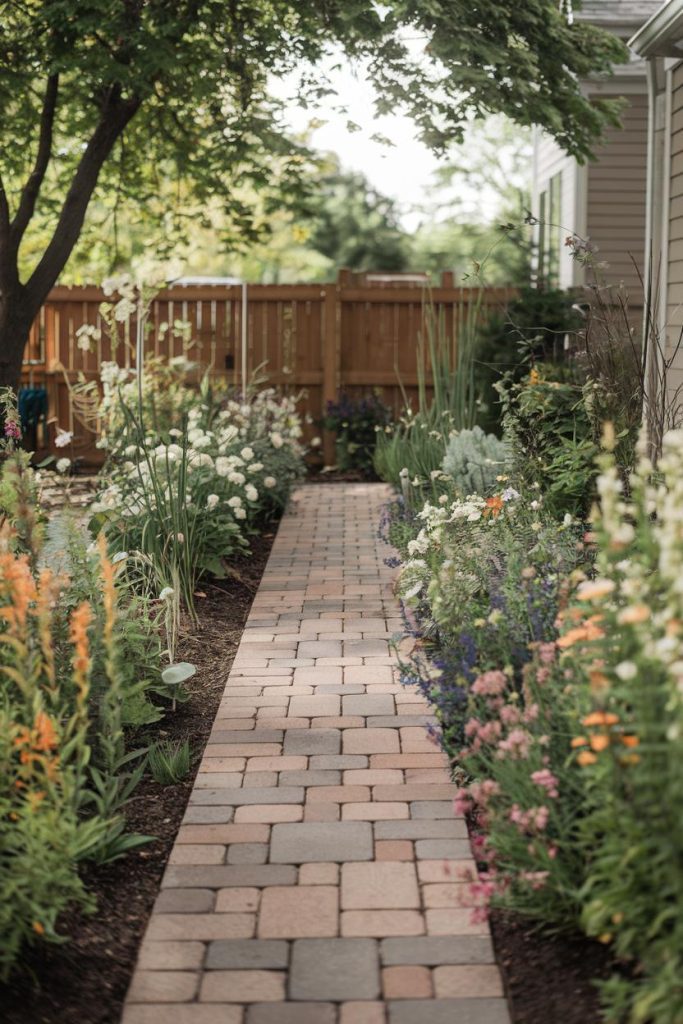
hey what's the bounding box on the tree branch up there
[10,74,59,247]
[25,90,141,309]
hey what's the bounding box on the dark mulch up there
[0,532,275,1024]
[490,908,615,1024]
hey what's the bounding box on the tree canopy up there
[0,0,627,386]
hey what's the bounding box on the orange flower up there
[34,711,57,752]
[557,621,605,649]
[582,711,619,728]
[32,921,45,936]
[589,670,610,693]
[69,601,93,703]
[617,605,650,625]
[483,495,504,519]
[577,751,597,766]
[621,735,640,749]
[589,734,610,752]
[570,736,588,748]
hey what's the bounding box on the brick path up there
[122,483,510,1024]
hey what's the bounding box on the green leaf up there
[162,662,197,686]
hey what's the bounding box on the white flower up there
[228,471,245,485]
[264,476,276,488]
[241,446,254,461]
[270,432,284,449]
[159,587,174,601]
[55,430,73,448]
[501,487,520,502]
[56,457,71,474]
[615,661,637,681]
[245,484,258,501]
[207,493,220,510]
[248,462,264,473]
[310,436,322,448]
[175,532,185,543]
[215,457,230,477]
[234,507,247,519]
[228,496,243,508]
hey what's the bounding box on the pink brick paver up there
[123,484,510,1024]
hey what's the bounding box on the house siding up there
[585,93,649,295]
[667,61,683,399]
[532,130,577,288]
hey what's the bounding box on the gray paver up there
[163,865,297,888]
[247,1005,337,1024]
[290,938,380,1000]
[410,801,456,819]
[270,822,373,863]
[374,821,469,841]
[226,843,268,864]
[342,694,396,716]
[153,889,216,914]
[190,787,304,806]
[206,939,289,969]
[389,1000,510,1024]
[283,729,341,755]
[278,770,341,787]
[381,936,495,966]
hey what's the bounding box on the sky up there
[275,58,528,232]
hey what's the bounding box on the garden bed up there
[490,910,613,1024]
[0,533,274,1024]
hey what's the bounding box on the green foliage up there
[473,286,582,432]
[383,407,683,1020]
[307,169,410,274]
[323,393,392,476]
[375,295,485,497]
[442,427,508,497]
[496,367,599,519]
[148,740,191,786]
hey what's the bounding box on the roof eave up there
[629,0,683,57]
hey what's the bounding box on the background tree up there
[0,0,626,389]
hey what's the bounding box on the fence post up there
[322,279,340,466]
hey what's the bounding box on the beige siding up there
[667,64,683,401]
[586,93,648,295]
[532,131,577,288]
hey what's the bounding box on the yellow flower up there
[528,367,541,385]
[598,931,613,945]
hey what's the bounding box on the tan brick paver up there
[123,484,509,1024]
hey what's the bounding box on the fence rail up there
[21,271,515,465]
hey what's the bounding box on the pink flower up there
[523,703,540,724]
[536,667,551,686]
[4,419,21,439]
[520,870,550,890]
[472,670,507,697]
[530,769,559,799]
[454,789,472,816]
[500,704,521,726]
[496,728,532,760]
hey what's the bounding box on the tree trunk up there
[0,286,35,393]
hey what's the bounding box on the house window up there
[537,171,562,286]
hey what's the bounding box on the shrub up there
[442,426,508,496]
[323,392,392,476]
[92,376,305,614]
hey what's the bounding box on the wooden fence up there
[22,270,515,465]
